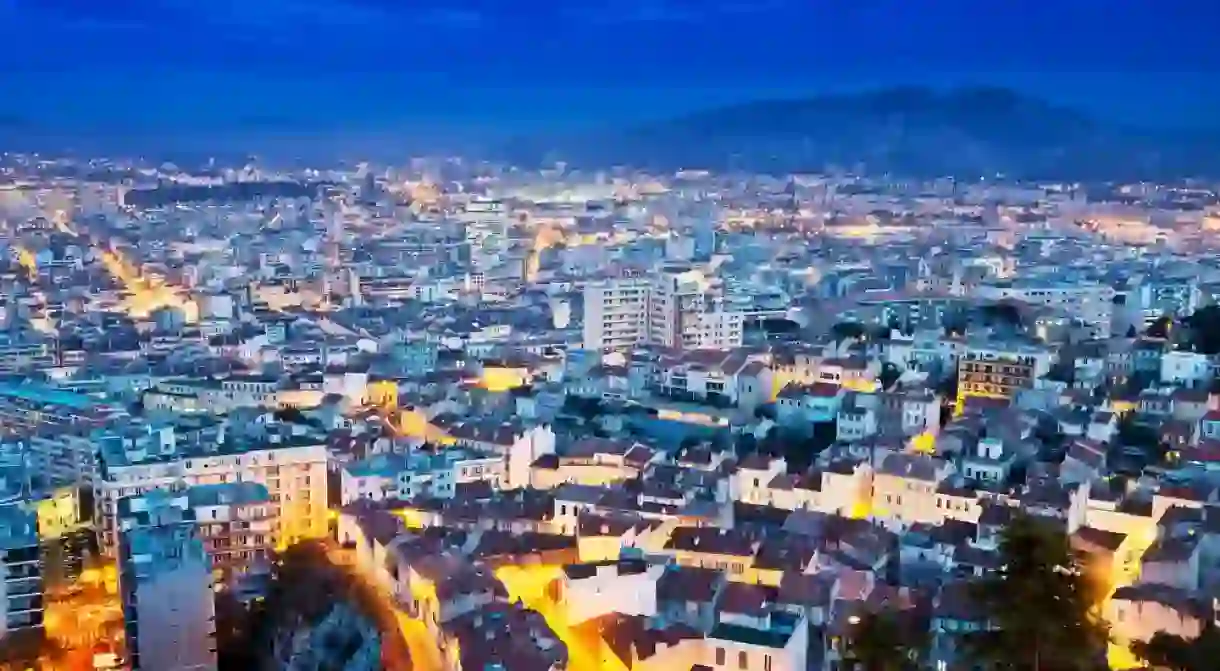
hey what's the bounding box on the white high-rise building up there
[95,428,329,556]
[976,279,1115,339]
[119,524,217,671]
[583,276,651,350]
[582,265,745,351]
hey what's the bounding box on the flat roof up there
[0,383,99,411]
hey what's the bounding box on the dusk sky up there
[3,0,1219,148]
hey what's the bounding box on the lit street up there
[495,565,619,671]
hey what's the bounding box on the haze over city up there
[4,0,1220,154]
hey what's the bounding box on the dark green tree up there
[832,321,868,342]
[1146,315,1173,339]
[843,609,928,671]
[1117,413,1161,451]
[878,363,903,390]
[964,513,1109,671]
[1132,626,1220,671]
[1183,305,1220,355]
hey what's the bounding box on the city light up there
[0,62,1216,671]
[493,565,627,671]
[98,248,194,320]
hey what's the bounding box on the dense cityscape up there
[0,150,1217,671]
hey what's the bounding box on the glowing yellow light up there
[848,500,872,520]
[15,246,37,277]
[494,565,621,671]
[841,378,879,393]
[911,431,936,455]
[367,381,399,410]
[36,488,80,539]
[392,508,429,530]
[479,367,530,393]
[99,248,196,321]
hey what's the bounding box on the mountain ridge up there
[500,86,1220,180]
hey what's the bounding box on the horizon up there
[6,82,1220,164]
[3,0,1220,159]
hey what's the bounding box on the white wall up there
[564,564,662,625]
[130,548,217,671]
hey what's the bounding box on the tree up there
[869,324,893,342]
[678,436,703,453]
[273,406,306,424]
[936,366,959,396]
[248,541,410,669]
[1146,315,1173,339]
[982,302,1024,328]
[216,590,266,669]
[843,609,928,671]
[562,396,604,420]
[832,321,867,343]
[943,315,969,337]
[964,513,1109,671]
[1132,626,1220,671]
[0,630,51,671]
[1183,305,1220,355]
[1117,413,1161,451]
[879,363,903,390]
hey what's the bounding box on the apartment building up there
[339,448,504,505]
[0,505,42,640]
[649,266,744,351]
[144,375,325,415]
[561,559,664,625]
[0,381,126,442]
[0,334,55,374]
[976,279,1115,338]
[707,612,808,671]
[446,421,556,491]
[119,524,217,671]
[871,452,955,531]
[1160,351,1212,388]
[649,349,772,409]
[118,482,274,597]
[957,340,1053,402]
[1138,276,1200,325]
[582,265,745,352]
[583,276,651,350]
[27,418,170,488]
[96,432,328,556]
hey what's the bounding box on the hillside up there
[501,86,1220,180]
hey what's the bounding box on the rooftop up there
[0,382,100,411]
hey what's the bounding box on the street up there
[324,544,442,671]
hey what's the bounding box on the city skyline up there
[3,0,1220,150]
[3,4,1220,670]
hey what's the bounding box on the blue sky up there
[2,0,1218,150]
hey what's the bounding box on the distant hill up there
[500,86,1220,180]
